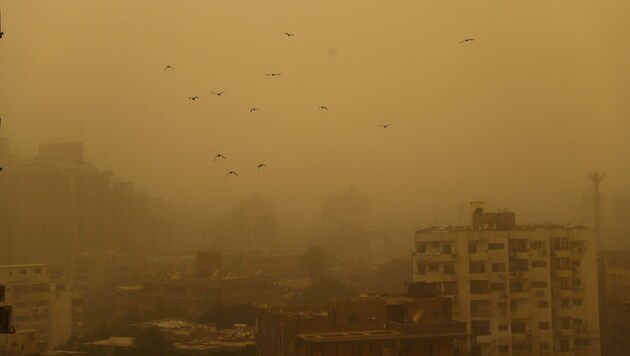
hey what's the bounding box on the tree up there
[302,246,334,282]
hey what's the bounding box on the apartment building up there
[413,204,600,356]
[0,264,83,349]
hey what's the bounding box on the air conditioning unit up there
[540,249,548,256]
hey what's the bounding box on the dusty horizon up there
[1,0,628,225]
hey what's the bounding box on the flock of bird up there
[0,25,474,177]
[159,32,473,178]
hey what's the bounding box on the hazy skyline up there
[1,0,628,224]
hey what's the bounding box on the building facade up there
[0,264,83,349]
[413,209,601,356]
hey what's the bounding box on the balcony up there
[552,250,571,258]
[552,269,572,278]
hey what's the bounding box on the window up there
[510,281,524,293]
[573,299,582,306]
[488,243,505,250]
[531,281,547,288]
[417,264,426,275]
[469,242,477,254]
[492,262,506,272]
[509,259,529,272]
[532,260,547,268]
[531,240,545,249]
[498,324,508,331]
[575,338,591,347]
[417,243,426,253]
[573,318,583,326]
[498,345,509,353]
[471,320,490,336]
[561,299,570,308]
[551,238,570,250]
[442,243,452,254]
[497,302,507,309]
[490,282,506,291]
[34,268,41,274]
[470,281,489,294]
[540,343,549,351]
[560,339,570,352]
[572,278,582,286]
[538,300,549,308]
[510,301,518,312]
[552,257,571,269]
[561,318,571,329]
[429,264,439,272]
[560,279,570,290]
[443,282,458,296]
[539,322,550,330]
[444,264,455,274]
[511,322,526,333]
[20,269,27,275]
[469,262,486,273]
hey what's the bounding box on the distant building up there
[206,195,278,251]
[0,329,40,355]
[0,264,83,349]
[413,203,601,356]
[322,188,369,230]
[256,282,470,356]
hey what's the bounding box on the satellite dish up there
[412,309,424,324]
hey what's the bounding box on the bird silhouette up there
[211,91,224,96]
[257,164,267,170]
[284,32,295,37]
[265,73,282,77]
[250,108,259,112]
[460,38,475,43]
[188,96,200,101]
[213,154,227,162]
[226,171,239,177]
[164,65,175,71]
[378,124,392,128]
[319,106,328,110]
[0,167,3,172]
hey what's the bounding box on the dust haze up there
[1,1,628,226]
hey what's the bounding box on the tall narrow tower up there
[588,171,605,249]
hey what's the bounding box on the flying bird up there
[213,154,227,162]
[164,65,175,71]
[257,164,267,170]
[226,171,239,177]
[188,96,199,101]
[265,73,282,77]
[319,106,328,110]
[284,32,295,37]
[250,108,259,112]
[211,91,224,96]
[378,124,392,128]
[460,38,475,43]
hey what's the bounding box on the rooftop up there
[416,224,589,234]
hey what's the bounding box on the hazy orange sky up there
[1,0,628,224]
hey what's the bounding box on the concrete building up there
[206,195,278,251]
[256,282,469,356]
[413,204,601,356]
[0,329,40,355]
[0,264,83,349]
